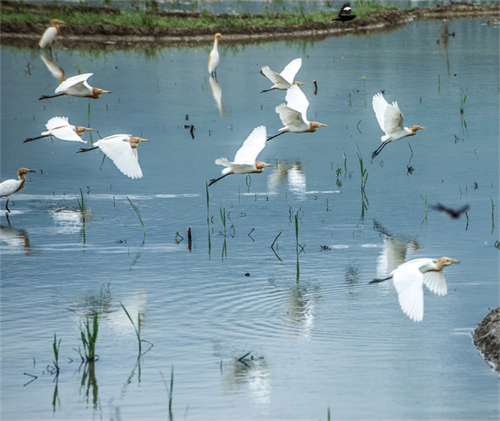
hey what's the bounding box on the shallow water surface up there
[1,17,499,421]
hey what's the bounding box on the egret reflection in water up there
[49,206,91,234]
[373,220,420,279]
[209,75,224,117]
[267,160,306,198]
[40,54,65,83]
[0,219,34,256]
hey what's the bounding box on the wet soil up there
[1,3,499,50]
[473,307,500,376]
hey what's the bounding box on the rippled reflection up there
[374,220,420,278]
[49,206,90,234]
[209,75,224,117]
[0,218,34,256]
[40,54,65,83]
[267,160,306,198]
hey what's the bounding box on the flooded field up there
[1,16,499,421]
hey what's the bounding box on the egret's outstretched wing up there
[285,85,309,118]
[45,116,70,131]
[55,73,92,93]
[276,104,306,128]
[392,259,425,322]
[98,135,143,179]
[43,116,85,142]
[41,55,65,83]
[372,93,404,135]
[261,66,288,86]
[280,58,302,84]
[423,269,448,296]
[233,126,267,165]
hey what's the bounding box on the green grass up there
[52,333,62,374]
[0,1,398,29]
[120,302,153,357]
[71,310,100,362]
[126,195,146,241]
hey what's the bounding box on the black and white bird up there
[332,3,356,22]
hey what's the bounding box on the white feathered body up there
[276,85,310,133]
[261,58,302,91]
[215,126,268,175]
[391,258,450,323]
[0,179,24,199]
[39,27,58,48]
[55,73,94,97]
[95,134,143,179]
[41,116,87,142]
[372,92,411,143]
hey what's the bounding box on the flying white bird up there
[39,19,65,48]
[370,257,459,322]
[24,116,94,143]
[268,85,327,141]
[260,58,305,93]
[0,168,38,213]
[372,92,425,159]
[77,134,149,179]
[209,126,272,186]
[39,73,111,100]
[208,33,225,77]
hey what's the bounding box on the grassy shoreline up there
[0,1,400,29]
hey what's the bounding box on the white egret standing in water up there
[39,19,65,49]
[0,168,38,213]
[208,33,225,77]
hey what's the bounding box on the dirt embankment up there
[1,2,499,50]
[473,307,500,376]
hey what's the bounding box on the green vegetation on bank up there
[0,1,397,28]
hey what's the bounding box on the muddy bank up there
[1,3,498,50]
[473,307,500,376]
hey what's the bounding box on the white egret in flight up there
[372,92,425,159]
[268,85,327,141]
[370,257,459,322]
[260,58,305,93]
[24,116,94,143]
[0,168,38,213]
[208,33,225,77]
[209,125,272,186]
[39,73,111,100]
[39,19,65,48]
[77,134,149,179]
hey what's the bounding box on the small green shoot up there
[161,367,175,421]
[52,333,61,375]
[71,310,100,362]
[126,196,146,241]
[355,144,368,193]
[271,229,283,262]
[335,165,342,188]
[491,197,495,233]
[460,86,468,114]
[220,206,226,236]
[206,182,212,256]
[76,188,85,222]
[120,302,153,356]
[420,193,428,225]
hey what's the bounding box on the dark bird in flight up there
[431,203,470,219]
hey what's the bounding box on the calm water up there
[1,17,499,421]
